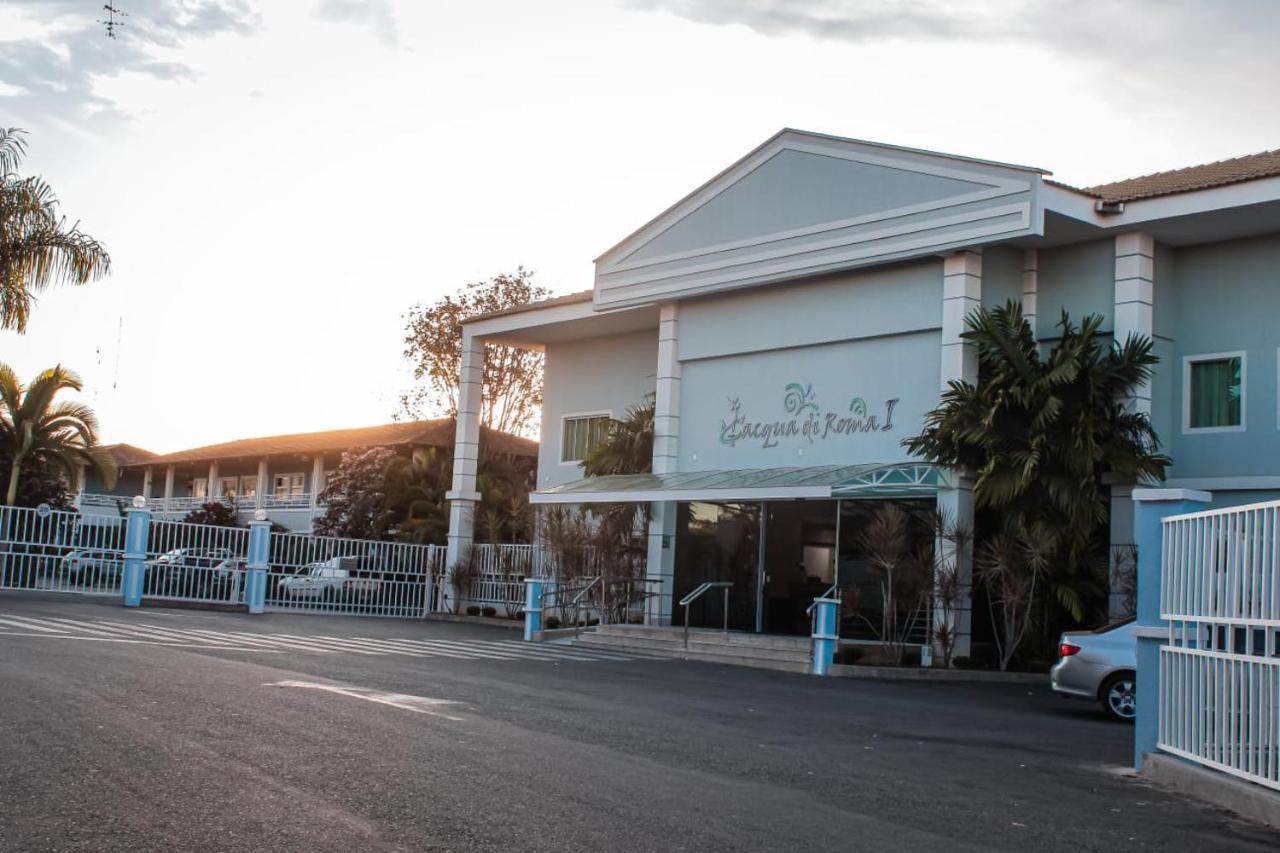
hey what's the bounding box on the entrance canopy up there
[529,462,947,505]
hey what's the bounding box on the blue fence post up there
[523,578,545,642]
[121,502,151,607]
[245,519,271,615]
[1131,487,1211,770]
[811,597,839,676]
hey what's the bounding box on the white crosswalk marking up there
[0,612,661,664]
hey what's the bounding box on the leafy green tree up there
[0,363,116,505]
[581,398,654,477]
[903,301,1169,620]
[1,128,111,332]
[313,447,399,539]
[181,501,239,527]
[400,268,550,436]
[0,452,75,509]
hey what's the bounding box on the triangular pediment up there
[594,130,1045,308]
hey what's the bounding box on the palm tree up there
[1,128,111,332]
[582,398,654,477]
[0,363,117,505]
[903,300,1169,619]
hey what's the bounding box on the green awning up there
[529,462,946,504]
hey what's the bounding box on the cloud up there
[0,1,259,129]
[623,0,1280,120]
[313,0,401,47]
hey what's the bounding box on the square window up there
[239,475,258,498]
[1187,355,1243,430]
[561,415,612,463]
[191,477,208,499]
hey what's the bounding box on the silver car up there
[1050,618,1136,722]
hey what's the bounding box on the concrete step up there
[575,632,812,664]
[574,633,811,673]
[591,624,812,652]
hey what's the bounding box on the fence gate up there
[0,505,126,597]
[1159,500,1280,791]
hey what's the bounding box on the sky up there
[2,0,1278,453]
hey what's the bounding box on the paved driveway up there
[0,593,1273,852]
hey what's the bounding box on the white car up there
[1050,619,1137,722]
[277,557,354,600]
[59,549,123,582]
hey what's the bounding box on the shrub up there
[545,615,561,630]
[481,606,496,618]
[465,605,481,616]
[182,501,239,527]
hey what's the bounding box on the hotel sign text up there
[718,383,899,449]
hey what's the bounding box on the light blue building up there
[447,129,1280,653]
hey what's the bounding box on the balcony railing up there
[77,493,320,513]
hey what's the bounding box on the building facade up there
[447,129,1280,651]
[83,420,536,532]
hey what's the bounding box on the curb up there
[828,663,1046,684]
[425,613,523,630]
[1142,753,1280,829]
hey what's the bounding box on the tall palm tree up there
[904,301,1169,619]
[0,363,116,505]
[1,128,111,332]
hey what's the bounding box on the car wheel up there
[1100,672,1136,722]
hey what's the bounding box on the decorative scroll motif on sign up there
[719,384,899,449]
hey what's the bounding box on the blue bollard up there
[245,519,271,614]
[523,578,545,642]
[811,597,839,676]
[121,504,150,607]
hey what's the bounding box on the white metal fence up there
[0,505,126,596]
[264,531,444,618]
[143,517,251,604]
[1159,500,1280,791]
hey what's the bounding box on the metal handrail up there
[570,576,602,638]
[806,583,841,615]
[680,581,733,649]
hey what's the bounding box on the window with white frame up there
[218,476,239,498]
[274,473,305,498]
[239,475,258,498]
[1185,352,1245,432]
[191,477,208,499]
[561,414,612,463]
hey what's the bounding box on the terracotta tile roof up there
[463,290,593,324]
[1083,148,1280,204]
[146,419,537,466]
[99,444,160,468]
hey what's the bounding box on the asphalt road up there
[0,593,1273,852]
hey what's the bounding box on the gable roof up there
[147,419,537,466]
[99,444,160,468]
[1081,148,1280,204]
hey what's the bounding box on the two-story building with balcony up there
[446,129,1280,654]
[82,419,537,532]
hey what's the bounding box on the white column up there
[163,465,175,511]
[1114,232,1155,417]
[141,467,153,501]
[1110,232,1156,617]
[1021,248,1038,337]
[937,249,981,658]
[310,456,324,510]
[207,461,219,503]
[646,304,681,626]
[256,458,268,509]
[446,333,484,595]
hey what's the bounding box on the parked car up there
[59,549,123,584]
[1050,618,1136,722]
[277,556,356,601]
[146,548,239,596]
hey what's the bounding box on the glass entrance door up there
[673,502,761,632]
[760,500,838,635]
